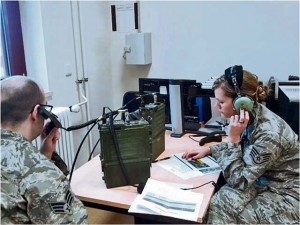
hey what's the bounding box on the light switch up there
[64,63,72,77]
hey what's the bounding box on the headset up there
[224,65,254,112]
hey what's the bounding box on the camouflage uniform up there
[1,129,88,224]
[207,103,299,224]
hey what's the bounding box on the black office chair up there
[121,91,161,121]
[121,91,140,121]
[122,91,140,111]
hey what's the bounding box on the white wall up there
[110,0,299,104]
[139,1,299,79]
[20,1,97,167]
[19,0,299,167]
[19,1,49,91]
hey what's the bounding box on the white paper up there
[157,153,221,179]
[174,153,222,175]
[157,156,202,180]
[129,178,203,222]
[115,3,136,32]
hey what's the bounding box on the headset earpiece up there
[225,65,254,113]
[233,96,254,112]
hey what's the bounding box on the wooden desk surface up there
[70,130,220,223]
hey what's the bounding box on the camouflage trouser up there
[207,184,299,224]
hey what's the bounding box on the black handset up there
[199,134,223,146]
[46,121,56,135]
[38,106,62,134]
[38,106,69,175]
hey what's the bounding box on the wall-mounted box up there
[125,33,152,65]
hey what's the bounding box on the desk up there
[70,130,220,223]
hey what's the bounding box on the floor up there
[87,207,134,224]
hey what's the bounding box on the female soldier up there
[182,66,299,224]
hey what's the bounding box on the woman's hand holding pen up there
[182,146,211,160]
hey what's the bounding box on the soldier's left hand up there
[40,127,60,159]
[227,109,249,143]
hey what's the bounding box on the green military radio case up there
[99,120,151,188]
[140,102,165,160]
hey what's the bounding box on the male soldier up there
[1,76,88,224]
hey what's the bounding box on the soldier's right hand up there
[182,146,211,160]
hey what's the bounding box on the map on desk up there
[157,152,221,180]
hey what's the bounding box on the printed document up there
[129,178,203,222]
[157,152,221,180]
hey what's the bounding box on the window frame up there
[1,0,26,78]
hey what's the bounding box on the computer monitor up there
[139,78,201,126]
[278,85,299,137]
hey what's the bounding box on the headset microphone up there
[224,65,254,112]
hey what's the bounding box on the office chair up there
[121,91,140,120]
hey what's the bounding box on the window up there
[1,1,26,79]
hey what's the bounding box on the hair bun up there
[256,82,268,102]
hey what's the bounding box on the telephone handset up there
[38,106,62,134]
[224,65,254,112]
[38,106,69,175]
[45,121,56,135]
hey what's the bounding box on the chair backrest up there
[122,91,140,112]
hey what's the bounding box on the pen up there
[153,156,171,163]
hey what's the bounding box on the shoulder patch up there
[249,147,271,165]
[49,190,74,214]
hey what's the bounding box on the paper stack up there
[129,178,203,222]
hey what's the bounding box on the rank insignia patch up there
[49,190,74,214]
[249,147,271,165]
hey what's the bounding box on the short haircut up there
[1,76,44,126]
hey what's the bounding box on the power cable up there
[68,119,98,182]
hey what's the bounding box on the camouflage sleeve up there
[210,131,282,190]
[51,151,70,176]
[20,158,88,224]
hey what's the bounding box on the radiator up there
[52,107,75,169]
[33,107,75,170]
